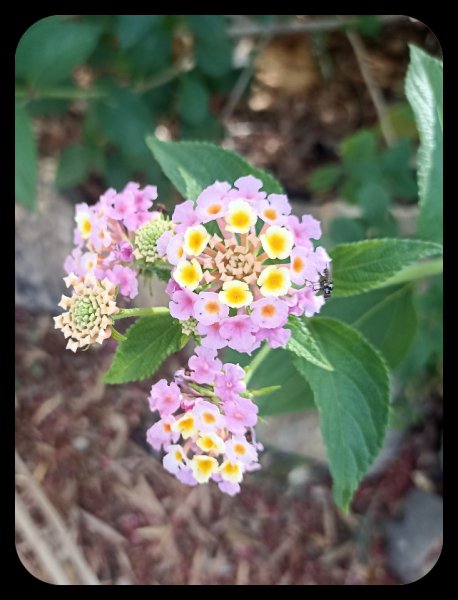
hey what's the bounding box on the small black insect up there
[309,265,333,300]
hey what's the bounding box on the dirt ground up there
[15,307,442,584]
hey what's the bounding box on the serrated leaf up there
[224,347,315,416]
[146,136,283,200]
[102,314,184,384]
[330,238,443,297]
[16,16,100,86]
[286,316,333,371]
[321,285,417,368]
[405,45,443,243]
[15,102,37,209]
[294,318,389,510]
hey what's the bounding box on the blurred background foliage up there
[15,13,442,434]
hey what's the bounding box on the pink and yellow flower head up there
[64,182,162,302]
[162,176,329,352]
[146,349,262,496]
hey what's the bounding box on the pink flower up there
[193,400,225,432]
[148,379,181,417]
[115,241,133,263]
[214,363,246,402]
[64,248,83,276]
[197,321,228,349]
[290,246,320,285]
[218,480,241,496]
[196,181,231,222]
[220,315,259,354]
[223,397,258,434]
[169,288,198,320]
[250,297,288,329]
[195,292,229,325]
[166,233,185,265]
[156,230,174,258]
[123,210,152,232]
[123,182,157,211]
[225,436,258,465]
[110,190,136,222]
[105,264,138,299]
[146,416,179,450]
[188,347,223,385]
[227,175,266,204]
[288,214,321,245]
[255,326,291,349]
[288,287,325,317]
[175,468,198,486]
[172,200,200,233]
[256,193,291,226]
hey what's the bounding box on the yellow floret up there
[190,455,219,483]
[225,199,257,234]
[260,226,294,260]
[183,225,210,256]
[257,265,291,297]
[219,280,253,308]
[173,259,203,291]
[196,433,226,455]
[219,460,243,484]
[171,414,197,439]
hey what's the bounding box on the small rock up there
[384,488,443,583]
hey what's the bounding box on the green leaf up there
[102,314,184,384]
[341,129,378,163]
[330,238,443,297]
[309,165,343,192]
[97,88,154,167]
[117,15,157,49]
[55,145,92,189]
[321,285,418,368]
[286,316,333,371]
[195,36,233,77]
[15,102,37,209]
[224,348,315,416]
[16,16,100,86]
[328,216,366,245]
[146,136,283,199]
[405,45,443,243]
[294,318,389,510]
[178,74,210,125]
[358,182,390,224]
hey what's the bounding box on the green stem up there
[113,307,169,320]
[15,85,106,100]
[111,326,127,342]
[245,343,271,386]
[188,383,215,398]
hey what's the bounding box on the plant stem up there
[245,343,271,386]
[113,307,169,320]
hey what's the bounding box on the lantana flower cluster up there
[158,175,330,353]
[55,175,331,495]
[146,347,262,496]
[64,182,170,300]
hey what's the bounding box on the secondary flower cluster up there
[53,273,119,352]
[64,182,170,300]
[146,347,262,496]
[157,175,329,353]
